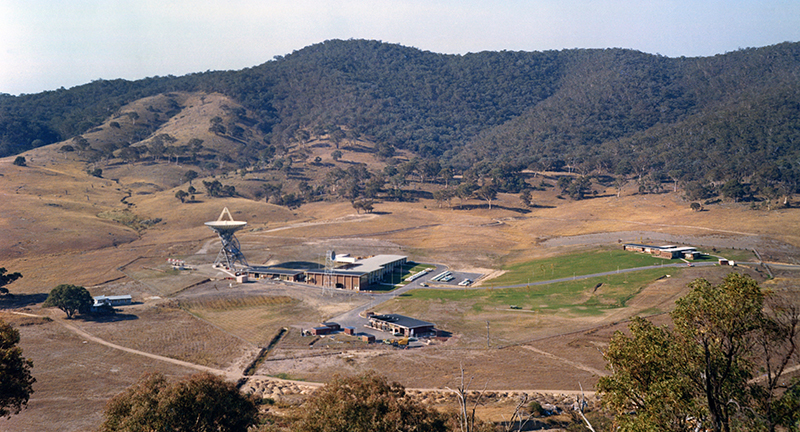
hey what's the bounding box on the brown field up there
[2,119,800,430]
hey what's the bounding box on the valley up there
[2,122,799,430]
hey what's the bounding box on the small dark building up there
[321,322,340,331]
[310,326,332,336]
[246,267,304,282]
[367,313,435,337]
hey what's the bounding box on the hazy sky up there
[2,0,799,95]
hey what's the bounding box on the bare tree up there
[501,393,533,432]
[575,383,597,432]
[447,364,487,432]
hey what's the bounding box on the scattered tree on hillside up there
[690,202,703,212]
[124,111,139,126]
[12,156,26,167]
[331,149,343,162]
[330,128,346,149]
[293,373,450,432]
[352,199,374,214]
[148,139,166,161]
[202,180,236,198]
[183,170,198,185]
[280,192,304,209]
[456,182,478,206]
[614,177,629,198]
[174,190,189,203]
[0,268,22,296]
[100,372,258,432]
[434,189,456,208]
[87,168,103,178]
[117,146,141,164]
[72,136,91,153]
[721,179,749,202]
[376,142,395,160]
[209,117,226,135]
[567,176,591,200]
[42,284,93,319]
[0,319,35,418]
[475,183,498,209]
[684,181,715,201]
[520,189,532,208]
[599,273,800,432]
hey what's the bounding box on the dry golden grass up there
[0,312,196,432]
[75,303,253,369]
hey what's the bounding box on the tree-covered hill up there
[2,39,799,189]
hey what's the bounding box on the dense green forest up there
[2,39,799,195]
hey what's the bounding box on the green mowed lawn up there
[373,262,435,291]
[492,248,694,286]
[400,268,676,316]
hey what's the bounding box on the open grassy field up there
[489,248,679,285]
[405,268,678,316]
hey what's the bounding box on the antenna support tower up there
[323,250,335,295]
[204,207,249,272]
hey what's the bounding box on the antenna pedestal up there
[205,207,249,273]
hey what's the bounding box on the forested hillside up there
[2,39,799,192]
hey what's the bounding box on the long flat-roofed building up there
[246,266,305,282]
[623,243,699,259]
[305,254,407,291]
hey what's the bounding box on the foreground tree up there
[0,268,22,296]
[671,274,765,432]
[0,320,35,418]
[294,373,450,432]
[42,284,93,319]
[100,372,258,432]
[597,317,698,431]
[599,273,800,432]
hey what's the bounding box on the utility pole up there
[486,321,491,349]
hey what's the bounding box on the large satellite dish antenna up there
[205,207,249,272]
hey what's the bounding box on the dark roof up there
[369,314,434,329]
[305,269,367,276]
[248,267,303,276]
